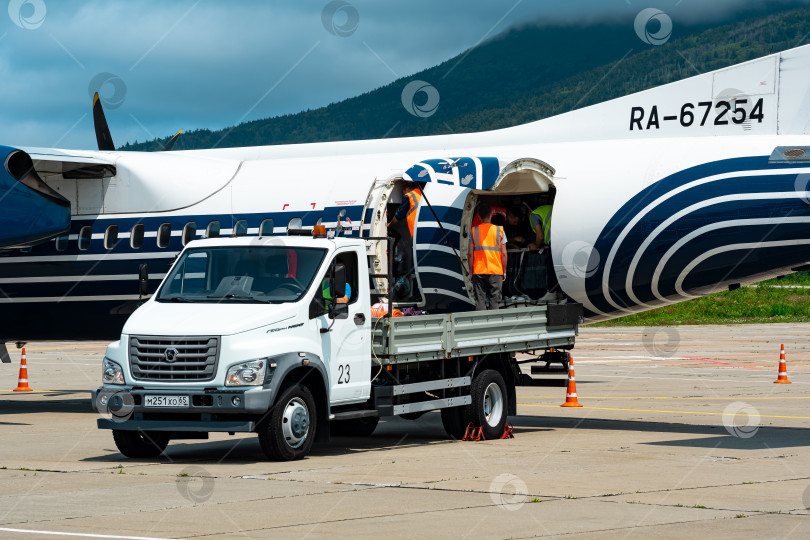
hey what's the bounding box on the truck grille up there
[129,336,219,381]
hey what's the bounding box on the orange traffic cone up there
[774,344,792,384]
[560,354,583,407]
[13,347,33,392]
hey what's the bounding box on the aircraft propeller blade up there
[93,92,115,151]
[162,129,183,151]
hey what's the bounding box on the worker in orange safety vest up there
[468,203,507,311]
[387,183,423,298]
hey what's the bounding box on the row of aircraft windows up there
[53,218,282,252]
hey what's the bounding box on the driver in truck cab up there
[322,280,350,305]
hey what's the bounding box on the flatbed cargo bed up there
[371,303,581,364]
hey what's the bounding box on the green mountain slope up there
[122,7,810,151]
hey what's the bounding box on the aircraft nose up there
[0,146,70,250]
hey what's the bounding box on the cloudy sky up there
[0,0,802,150]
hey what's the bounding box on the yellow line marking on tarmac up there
[518,403,810,419]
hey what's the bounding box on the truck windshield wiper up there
[206,294,271,303]
[167,296,193,302]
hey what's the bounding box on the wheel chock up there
[500,422,514,439]
[462,423,485,441]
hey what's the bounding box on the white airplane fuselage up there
[3,46,810,340]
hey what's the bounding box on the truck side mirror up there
[328,263,349,320]
[330,301,349,320]
[138,263,149,297]
[331,264,346,298]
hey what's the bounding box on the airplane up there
[3,44,810,362]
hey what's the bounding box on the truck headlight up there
[226,359,267,386]
[102,358,125,385]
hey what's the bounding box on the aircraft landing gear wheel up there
[258,384,317,461]
[112,430,170,458]
[467,369,508,440]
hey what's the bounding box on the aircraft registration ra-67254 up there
[3,45,810,350]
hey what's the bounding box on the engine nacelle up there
[0,146,70,249]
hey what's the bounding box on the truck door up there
[320,249,371,404]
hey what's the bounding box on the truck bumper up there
[92,386,274,420]
[97,418,255,432]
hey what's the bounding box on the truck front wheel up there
[112,430,170,458]
[467,369,508,440]
[258,384,317,461]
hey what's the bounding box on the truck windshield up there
[156,246,327,304]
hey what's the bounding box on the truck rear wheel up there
[467,369,508,440]
[258,383,316,461]
[112,430,170,458]
[440,406,467,439]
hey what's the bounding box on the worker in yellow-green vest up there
[527,204,552,251]
[468,203,507,311]
[527,203,560,299]
[322,279,351,307]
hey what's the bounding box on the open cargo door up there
[367,157,556,313]
[403,157,555,194]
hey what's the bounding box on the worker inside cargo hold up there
[387,181,423,301]
[468,203,507,311]
[526,201,559,300]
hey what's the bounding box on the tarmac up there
[1,324,809,539]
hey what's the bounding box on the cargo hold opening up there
[383,178,427,305]
[461,158,558,305]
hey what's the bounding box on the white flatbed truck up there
[93,230,582,461]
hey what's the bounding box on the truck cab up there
[94,231,373,460]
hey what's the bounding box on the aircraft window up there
[104,225,119,250]
[234,220,248,237]
[157,223,172,248]
[55,234,69,252]
[206,221,220,239]
[259,219,274,237]
[182,222,197,246]
[78,226,92,251]
[130,224,145,249]
[287,217,302,231]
